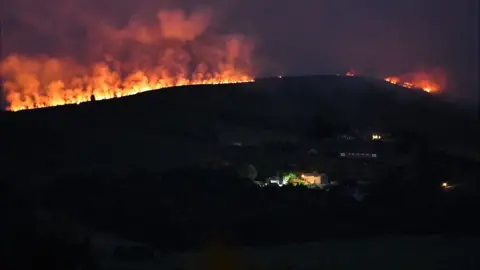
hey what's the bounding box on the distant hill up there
[2,75,479,181]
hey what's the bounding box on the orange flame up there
[346,70,355,76]
[1,9,255,112]
[384,71,444,94]
[1,55,253,112]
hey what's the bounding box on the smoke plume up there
[1,1,255,111]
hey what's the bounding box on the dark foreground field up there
[162,236,479,270]
[4,168,480,269]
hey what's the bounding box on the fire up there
[342,68,444,94]
[384,73,442,94]
[1,55,253,112]
[385,76,399,84]
[1,8,255,112]
[346,70,355,76]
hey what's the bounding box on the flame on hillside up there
[384,70,446,94]
[384,76,438,93]
[1,8,254,111]
[344,69,445,94]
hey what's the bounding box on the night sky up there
[2,0,479,104]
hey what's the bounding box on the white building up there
[301,172,329,188]
[340,152,378,158]
[266,176,287,186]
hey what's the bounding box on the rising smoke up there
[1,0,255,111]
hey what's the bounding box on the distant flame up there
[344,68,443,94]
[384,75,440,94]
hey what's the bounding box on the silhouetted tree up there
[235,163,257,181]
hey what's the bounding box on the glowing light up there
[1,9,255,112]
[441,182,453,190]
[384,73,441,94]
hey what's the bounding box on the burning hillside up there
[384,70,446,94]
[345,70,444,94]
[384,76,438,93]
[1,8,254,111]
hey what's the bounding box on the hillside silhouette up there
[2,75,478,179]
[3,75,480,269]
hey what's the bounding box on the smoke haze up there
[1,0,478,108]
[1,0,255,110]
